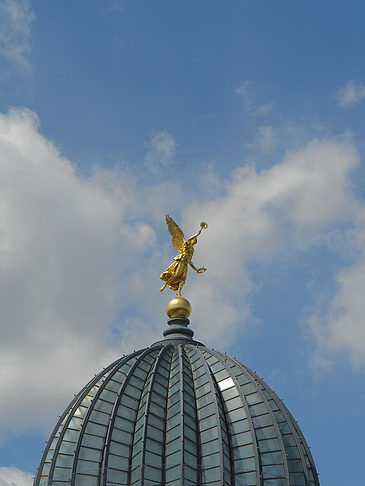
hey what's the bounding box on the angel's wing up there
[165,214,185,252]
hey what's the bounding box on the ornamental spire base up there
[152,296,204,347]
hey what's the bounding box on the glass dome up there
[34,314,319,486]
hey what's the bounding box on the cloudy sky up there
[0,1,365,484]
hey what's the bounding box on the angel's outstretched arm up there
[189,261,198,271]
[189,261,207,273]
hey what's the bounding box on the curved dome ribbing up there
[34,322,319,486]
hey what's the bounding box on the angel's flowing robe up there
[160,244,194,292]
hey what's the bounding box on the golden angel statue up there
[160,215,208,296]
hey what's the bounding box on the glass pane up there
[76,459,99,475]
[221,386,238,400]
[165,464,180,481]
[229,419,249,434]
[99,389,116,402]
[106,453,128,470]
[230,431,252,447]
[245,392,261,406]
[107,468,129,484]
[233,444,254,459]
[166,450,180,467]
[198,404,215,420]
[106,379,122,393]
[201,466,220,482]
[184,414,196,430]
[249,403,267,416]
[144,465,162,482]
[263,480,285,486]
[201,452,220,468]
[85,422,107,437]
[145,438,163,455]
[241,383,256,395]
[282,434,296,446]
[199,415,217,431]
[120,395,139,409]
[114,418,135,434]
[261,451,284,465]
[146,424,164,442]
[258,438,280,453]
[78,447,102,462]
[93,400,113,414]
[229,408,247,422]
[201,440,220,455]
[153,382,167,396]
[167,402,180,419]
[286,446,301,459]
[235,472,258,486]
[58,441,76,454]
[74,406,88,418]
[184,425,198,442]
[55,454,73,468]
[147,413,164,429]
[166,438,180,455]
[262,464,285,479]
[252,413,272,428]
[109,441,130,458]
[184,464,198,482]
[74,474,98,485]
[63,429,79,442]
[52,467,71,481]
[225,396,244,412]
[195,383,211,398]
[288,458,304,472]
[200,427,219,443]
[289,472,306,485]
[167,413,181,429]
[128,376,144,389]
[213,369,229,381]
[126,384,142,399]
[111,428,131,445]
[279,423,291,434]
[256,426,277,440]
[89,410,109,425]
[234,456,256,473]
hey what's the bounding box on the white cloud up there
[145,130,176,173]
[335,80,365,107]
[308,213,365,371]
[253,125,276,152]
[327,255,365,367]
[235,81,253,99]
[235,82,272,117]
[255,103,273,116]
[0,0,34,72]
[184,130,365,373]
[0,108,172,435]
[235,81,254,115]
[104,0,126,14]
[183,135,359,347]
[0,467,32,486]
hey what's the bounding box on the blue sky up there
[0,1,365,485]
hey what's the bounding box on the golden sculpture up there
[160,215,208,297]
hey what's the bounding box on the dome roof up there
[34,315,319,486]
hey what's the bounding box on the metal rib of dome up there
[34,316,319,486]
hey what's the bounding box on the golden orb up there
[200,222,208,229]
[166,297,192,319]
